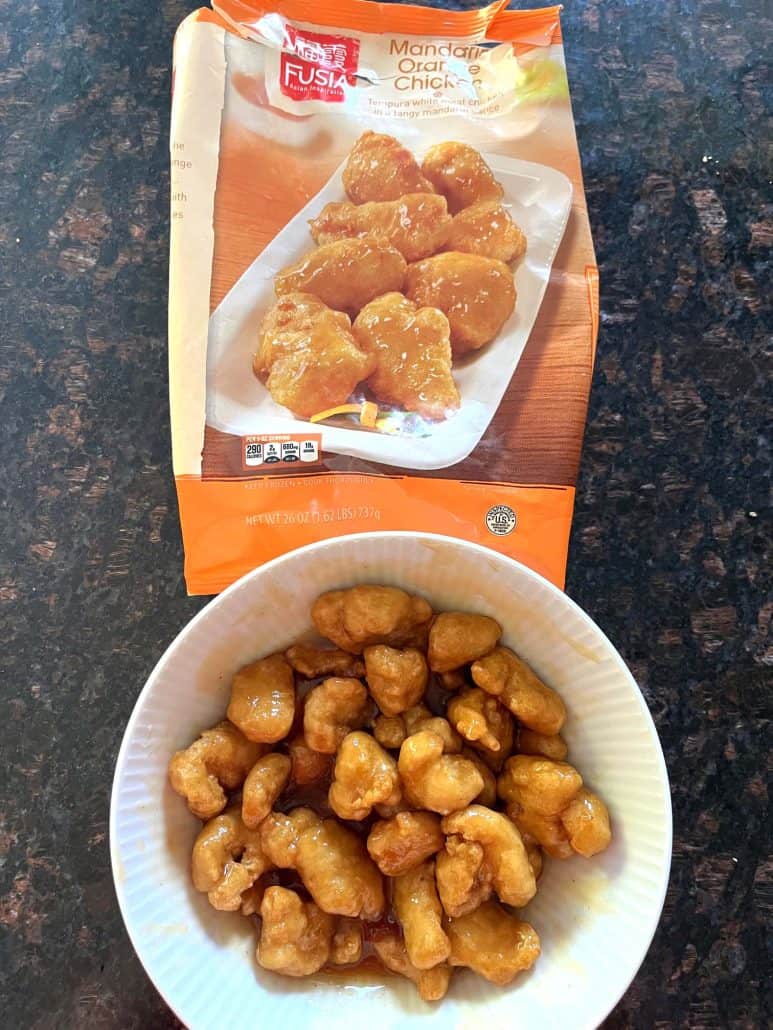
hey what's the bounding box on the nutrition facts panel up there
[242,433,322,471]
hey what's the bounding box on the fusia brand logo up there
[280,26,360,102]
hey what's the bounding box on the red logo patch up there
[280,26,360,103]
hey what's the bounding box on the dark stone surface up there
[0,0,769,1026]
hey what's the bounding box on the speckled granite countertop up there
[0,0,770,1026]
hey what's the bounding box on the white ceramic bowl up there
[110,532,672,1030]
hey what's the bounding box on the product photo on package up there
[168,1,599,594]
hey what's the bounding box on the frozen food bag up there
[169,0,599,594]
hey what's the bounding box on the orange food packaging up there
[169,1,599,595]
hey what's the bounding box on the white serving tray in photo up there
[206,153,572,471]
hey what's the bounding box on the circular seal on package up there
[486,504,517,536]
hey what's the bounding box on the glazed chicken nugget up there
[399,730,483,815]
[256,886,334,977]
[472,647,566,736]
[367,810,444,877]
[261,808,385,920]
[328,731,401,821]
[263,327,372,419]
[285,644,365,680]
[192,807,272,911]
[227,654,296,744]
[255,294,373,418]
[303,677,370,754]
[168,721,264,820]
[342,131,436,203]
[363,643,428,716]
[442,805,536,909]
[560,788,612,857]
[312,585,433,654]
[446,900,540,986]
[310,193,452,262]
[242,752,292,829]
[498,755,582,817]
[405,252,515,354]
[428,612,501,673]
[447,201,527,263]
[393,860,450,970]
[353,293,459,421]
[421,141,504,215]
[447,687,514,757]
[254,291,352,377]
[295,818,385,920]
[274,237,407,317]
